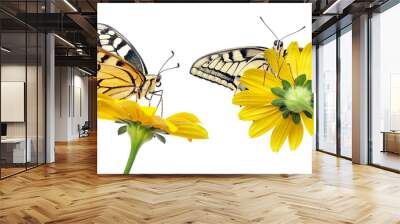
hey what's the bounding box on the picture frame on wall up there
[97,3,313,174]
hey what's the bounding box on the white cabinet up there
[1,138,32,163]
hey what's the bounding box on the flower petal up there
[264,48,294,84]
[270,117,292,152]
[248,111,282,138]
[141,106,158,116]
[239,105,278,121]
[167,112,201,123]
[166,113,208,140]
[286,42,301,79]
[169,122,208,139]
[232,90,274,106]
[301,112,314,135]
[299,43,312,80]
[240,68,280,91]
[97,99,121,121]
[150,116,170,132]
[98,94,130,121]
[118,100,143,121]
[165,120,178,133]
[288,122,304,150]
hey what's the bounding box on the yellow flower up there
[98,93,208,140]
[232,42,313,152]
[98,93,208,173]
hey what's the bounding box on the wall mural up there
[97,3,313,174]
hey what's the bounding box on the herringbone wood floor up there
[1,135,400,224]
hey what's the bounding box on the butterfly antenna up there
[281,26,306,41]
[157,51,175,75]
[160,63,180,74]
[260,17,279,40]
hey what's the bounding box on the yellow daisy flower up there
[98,94,208,173]
[232,41,313,152]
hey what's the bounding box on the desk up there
[381,131,400,154]
[1,138,31,163]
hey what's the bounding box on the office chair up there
[79,121,90,138]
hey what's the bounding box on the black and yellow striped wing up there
[97,47,146,100]
[97,23,148,76]
[190,47,268,90]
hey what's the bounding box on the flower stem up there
[123,134,142,174]
[123,124,153,174]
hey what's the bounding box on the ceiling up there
[0,0,391,74]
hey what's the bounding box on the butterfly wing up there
[190,47,268,90]
[97,47,146,100]
[97,23,148,76]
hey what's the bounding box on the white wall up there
[55,66,70,141]
[1,63,46,164]
[1,82,25,122]
[71,73,89,138]
[55,67,89,141]
[1,65,36,138]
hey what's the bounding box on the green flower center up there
[284,86,313,113]
[271,74,314,124]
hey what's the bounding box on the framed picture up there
[97,3,313,174]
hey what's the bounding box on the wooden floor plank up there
[1,135,400,223]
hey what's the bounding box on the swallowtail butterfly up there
[190,18,304,91]
[97,23,178,102]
